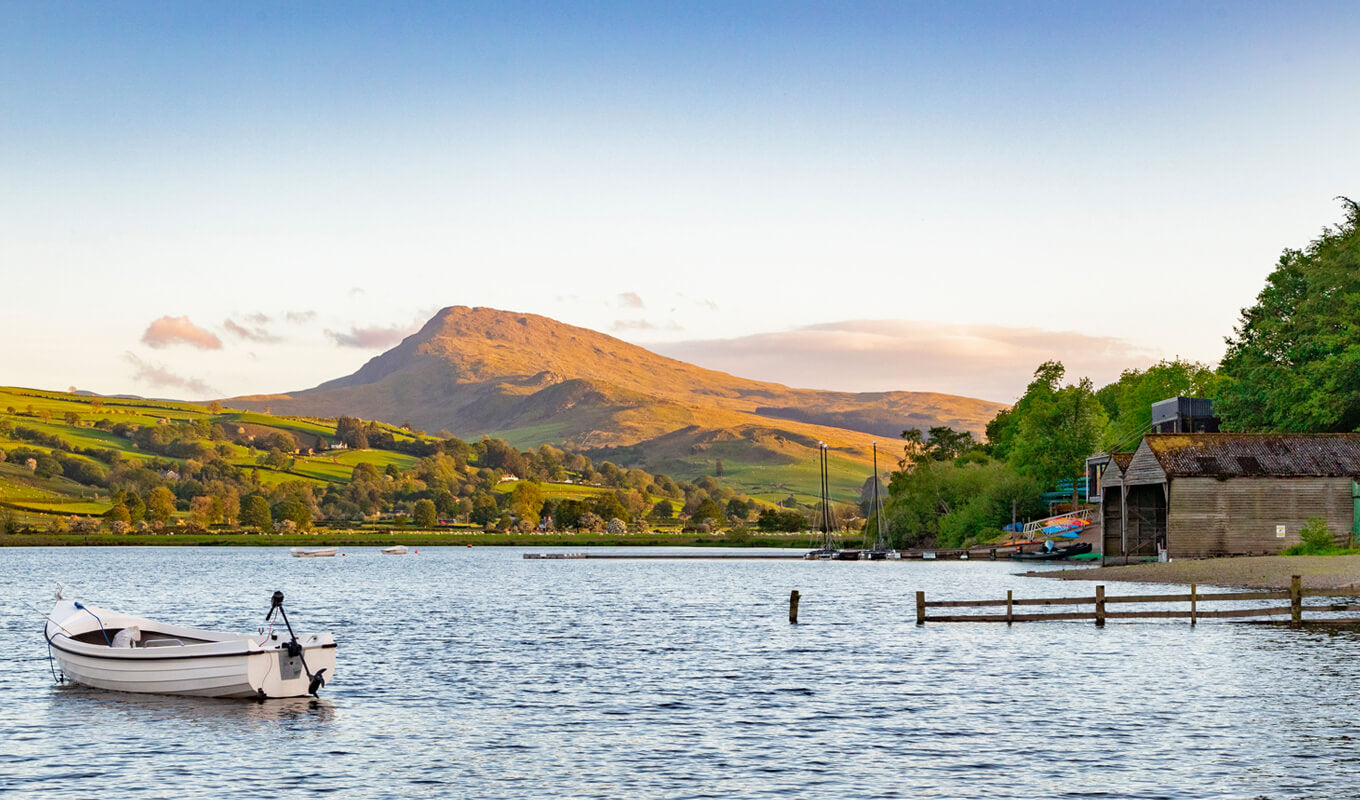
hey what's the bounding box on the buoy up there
[466,544,472,548]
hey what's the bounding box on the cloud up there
[243,312,272,325]
[140,316,223,350]
[348,287,366,297]
[123,353,216,396]
[649,319,1166,402]
[285,310,317,324]
[223,318,282,343]
[325,324,413,349]
[613,319,682,333]
[616,292,645,309]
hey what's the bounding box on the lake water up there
[2,546,1358,799]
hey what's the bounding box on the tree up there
[714,459,724,477]
[189,495,216,527]
[272,499,313,531]
[412,498,437,528]
[1008,365,1107,506]
[1217,200,1360,432]
[240,494,272,530]
[649,499,674,520]
[335,416,369,449]
[64,411,80,426]
[146,486,176,525]
[690,498,724,526]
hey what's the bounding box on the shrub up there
[1283,517,1340,556]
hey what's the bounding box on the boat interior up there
[68,628,213,647]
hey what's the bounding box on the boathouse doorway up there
[1123,483,1165,558]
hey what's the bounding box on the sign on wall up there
[1276,525,1287,538]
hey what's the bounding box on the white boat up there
[43,592,336,699]
[380,545,408,555]
[290,547,338,558]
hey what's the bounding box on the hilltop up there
[229,306,1006,482]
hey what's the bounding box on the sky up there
[3,1,1359,403]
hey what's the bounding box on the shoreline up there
[1033,554,1360,591]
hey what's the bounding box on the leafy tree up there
[240,494,272,529]
[412,498,438,528]
[757,507,805,532]
[272,499,313,531]
[1217,200,1360,431]
[335,417,369,449]
[991,362,1107,504]
[725,497,749,521]
[146,486,176,525]
[105,504,131,525]
[649,499,674,520]
[470,492,499,526]
[689,498,724,525]
[1096,359,1221,450]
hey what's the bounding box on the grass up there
[0,529,813,548]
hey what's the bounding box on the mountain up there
[229,307,1007,484]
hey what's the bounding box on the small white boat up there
[44,592,336,699]
[380,545,408,555]
[290,547,338,558]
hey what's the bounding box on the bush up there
[1283,517,1340,556]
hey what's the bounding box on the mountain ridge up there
[228,306,1007,478]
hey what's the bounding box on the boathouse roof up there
[1144,433,1360,478]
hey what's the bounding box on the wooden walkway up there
[916,575,1360,626]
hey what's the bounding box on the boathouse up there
[1098,433,1360,560]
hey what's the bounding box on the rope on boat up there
[73,602,112,646]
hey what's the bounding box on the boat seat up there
[143,638,185,648]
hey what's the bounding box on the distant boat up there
[43,591,335,698]
[864,441,898,560]
[380,545,408,555]
[1010,542,1093,561]
[806,442,857,560]
[290,547,338,558]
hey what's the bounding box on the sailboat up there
[864,441,898,560]
[805,442,857,560]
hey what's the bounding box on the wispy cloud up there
[285,310,317,324]
[243,312,272,325]
[613,319,682,333]
[616,292,645,309]
[141,316,223,350]
[650,319,1165,402]
[325,324,413,349]
[123,353,216,396]
[223,319,282,344]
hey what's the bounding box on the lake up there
[2,545,1357,799]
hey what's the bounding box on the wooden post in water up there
[1095,585,1106,627]
[789,590,800,624]
[1290,575,1302,627]
[1190,583,1197,626]
[1006,590,1013,625]
[916,591,926,625]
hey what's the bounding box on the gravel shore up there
[1036,554,1360,590]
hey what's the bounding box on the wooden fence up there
[915,576,1360,627]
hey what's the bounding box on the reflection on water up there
[48,685,337,727]
[2,546,1360,799]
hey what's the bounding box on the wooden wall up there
[1166,477,1354,558]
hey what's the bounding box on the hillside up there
[230,306,1007,479]
[0,386,866,536]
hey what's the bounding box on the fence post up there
[1290,575,1302,627]
[916,591,926,625]
[1095,585,1105,627]
[1190,583,1197,627]
[1006,590,1013,625]
[789,590,800,624]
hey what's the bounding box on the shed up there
[1100,433,1360,559]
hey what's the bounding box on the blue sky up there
[3,1,1359,402]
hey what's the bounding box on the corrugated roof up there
[1145,433,1360,478]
